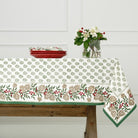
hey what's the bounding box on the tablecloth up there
[0,58,136,127]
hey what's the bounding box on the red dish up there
[30,50,66,58]
[31,53,66,58]
[31,50,66,54]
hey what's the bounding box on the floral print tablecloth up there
[0,58,136,127]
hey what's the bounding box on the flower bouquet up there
[74,27,107,58]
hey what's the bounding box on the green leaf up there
[84,40,89,49]
[86,50,90,58]
[101,38,107,40]
[74,37,83,46]
[97,32,107,40]
[77,31,82,37]
[97,32,103,39]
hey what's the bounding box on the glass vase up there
[89,40,101,58]
[82,48,87,58]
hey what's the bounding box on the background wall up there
[0,0,137,137]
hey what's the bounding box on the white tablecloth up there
[0,58,136,127]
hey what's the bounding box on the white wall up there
[0,0,138,137]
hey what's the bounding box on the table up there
[0,104,97,138]
[0,58,136,138]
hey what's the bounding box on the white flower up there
[92,33,97,37]
[90,26,99,35]
[83,32,90,41]
[90,27,96,34]
[84,37,88,41]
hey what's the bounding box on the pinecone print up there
[99,95,104,101]
[38,85,46,92]
[94,94,100,100]
[0,94,6,100]
[13,83,17,88]
[13,92,20,100]
[109,96,117,103]
[37,97,42,102]
[129,98,134,106]
[118,110,125,117]
[44,93,50,99]
[63,94,69,101]
[24,84,30,91]
[49,95,55,101]
[87,97,91,102]
[111,110,117,118]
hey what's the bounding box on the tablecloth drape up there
[0,58,136,127]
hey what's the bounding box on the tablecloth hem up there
[103,104,137,127]
[0,101,105,106]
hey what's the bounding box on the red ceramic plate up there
[31,50,66,54]
[31,53,66,58]
[30,50,66,58]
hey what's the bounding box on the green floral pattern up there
[106,89,135,121]
[0,82,136,124]
[0,83,112,103]
[0,58,127,97]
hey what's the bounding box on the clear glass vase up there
[89,40,101,58]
